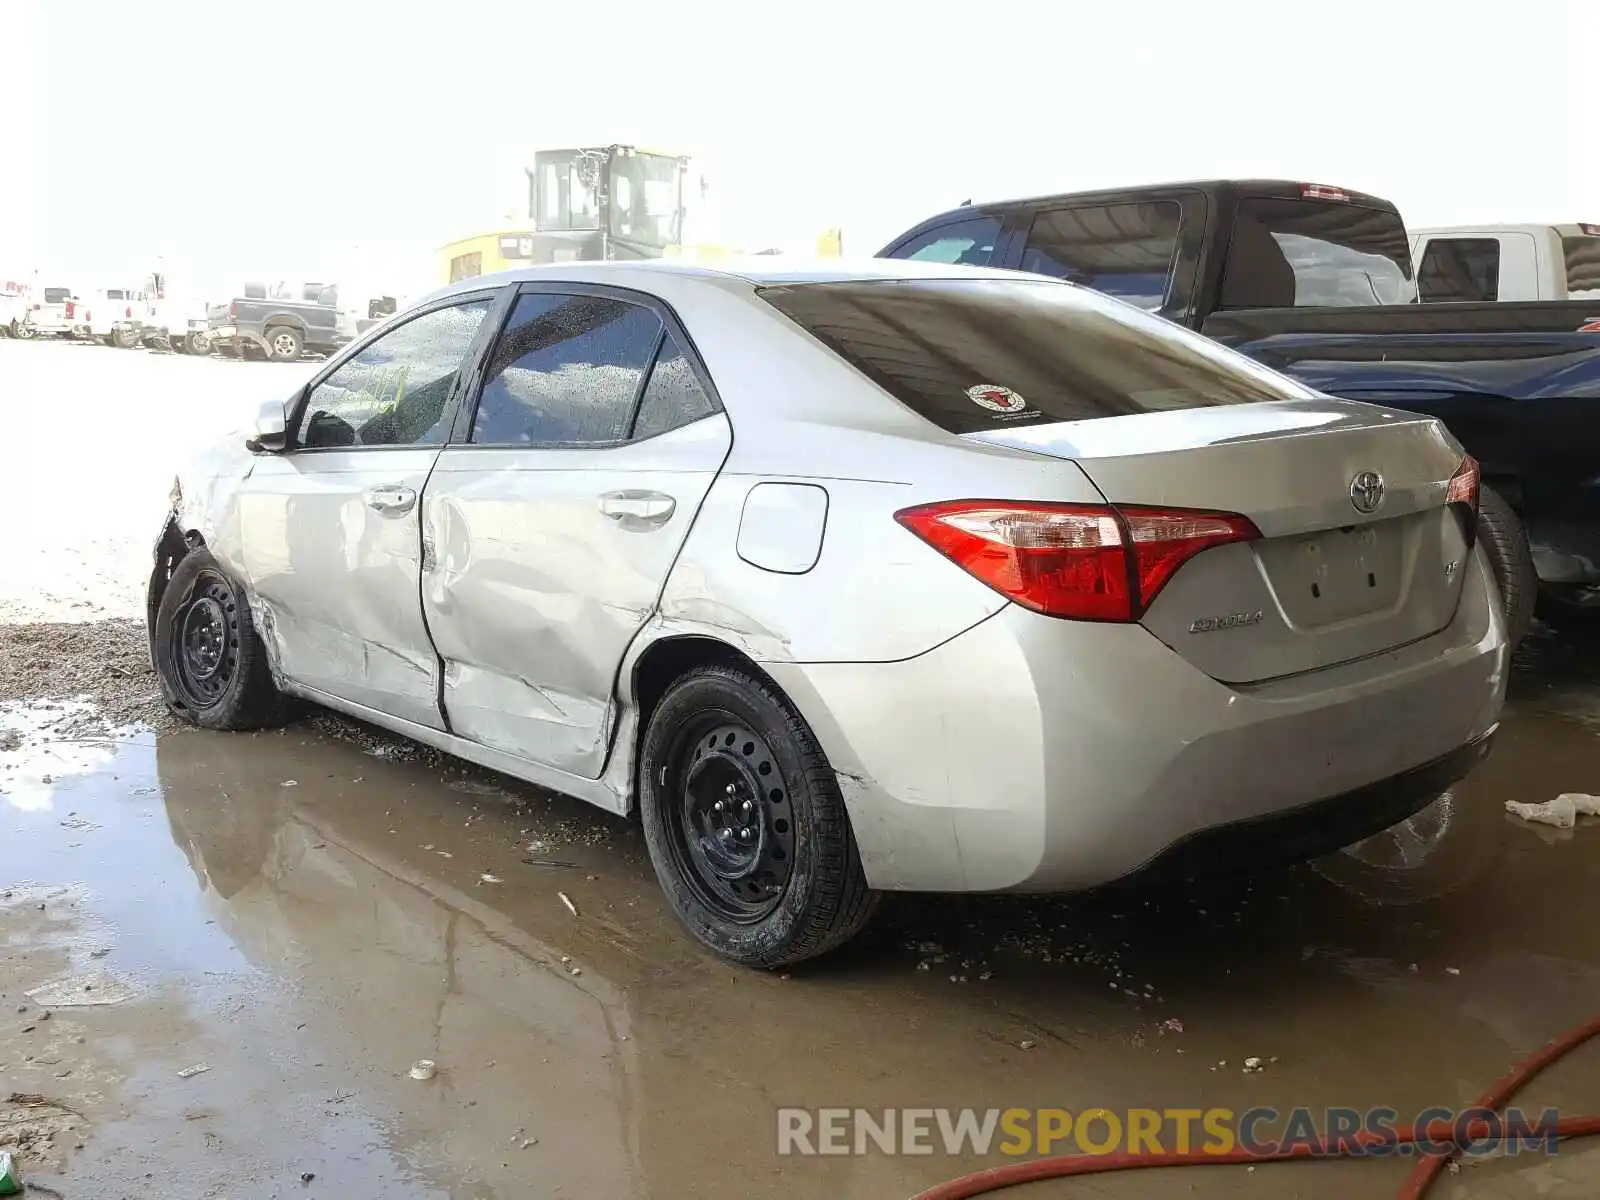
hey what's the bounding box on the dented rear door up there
[421,287,731,778]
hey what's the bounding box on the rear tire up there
[1476,485,1535,647]
[110,326,139,349]
[265,326,303,362]
[639,664,878,967]
[14,321,34,339]
[153,549,289,730]
[186,331,210,355]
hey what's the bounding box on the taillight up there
[1446,455,1480,512]
[64,301,75,319]
[125,305,132,319]
[228,301,237,320]
[894,500,1260,622]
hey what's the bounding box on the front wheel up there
[639,664,877,967]
[186,330,210,355]
[110,325,139,349]
[153,549,289,729]
[14,321,34,339]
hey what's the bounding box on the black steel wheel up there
[152,548,288,729]
[170,571,239,709]
[640,663,878,967]
[666,718,797,923]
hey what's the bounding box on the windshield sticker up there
[966,384,1027,414]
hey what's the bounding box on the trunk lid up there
[970,398,1474,683]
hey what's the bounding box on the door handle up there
[363,485,417,514]
[599,489,676,528]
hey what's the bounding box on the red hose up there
[910,1014,1600,1200]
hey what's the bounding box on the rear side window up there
[886,216,1001,266]
[471,292,663,445]
[43,288,71,303]
[1220,198,1415,308]
[760,278,1311,435]
[1563,233,1600,299]
[1019,202,1181,311]
[1417,238,1500,302]
[631,333,716,440]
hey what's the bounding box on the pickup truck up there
[207,281,348,361]
[1411,223,1600,303]
[86,286,150,348]
[10,286,83,339]
[880,180,1600,640]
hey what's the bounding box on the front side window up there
[470,293,663,445]
[1019,203,1181,311]
[1417,238,1501,302]
[887,216,1001,266]
[1221,198,1416,308]
[760,277,1313,435]
[297,299,491,449]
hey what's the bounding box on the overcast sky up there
[3,0,1594,300]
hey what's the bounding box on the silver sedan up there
[148,260,1507,966]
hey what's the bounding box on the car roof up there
[420,256,1027,306]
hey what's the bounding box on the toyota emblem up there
[1349,470,1385,514]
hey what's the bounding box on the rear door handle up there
[363,485,417,514]
[599,489,676,529]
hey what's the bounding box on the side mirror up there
[245,398,290,453]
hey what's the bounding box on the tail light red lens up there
[64,301,75,319]
[124,305,132,319]
[228,301,237,320]
[1446,455,1480,512]
[895,500,1260,622]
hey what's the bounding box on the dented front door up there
[238,295,498,727]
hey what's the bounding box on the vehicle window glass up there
[887,216,1001,266]
[106,289,126,300]
[297,300,491,449]
[43,288,71,303]
[471,292,662,445]
[760,278,1312,435]
[1019,203,1181,311]
[632,333,716,439]
[1563,233,1600,299]
[1221,198,1415,308]
[1417,238,1500,302]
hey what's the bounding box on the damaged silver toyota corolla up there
[147,260,1508,967]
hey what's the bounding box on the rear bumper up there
[767,545,1508,893]
[1132,728,1495,883]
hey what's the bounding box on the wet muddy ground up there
[2,337,1598,1198]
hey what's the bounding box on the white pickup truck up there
[1412,223,1600,304]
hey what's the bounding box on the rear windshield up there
[43,288,71,304]
[1564,234,1600,299]
[758,278,1313,434]
[1220,198,1416,309]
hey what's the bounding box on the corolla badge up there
[1349,470,1385,514]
